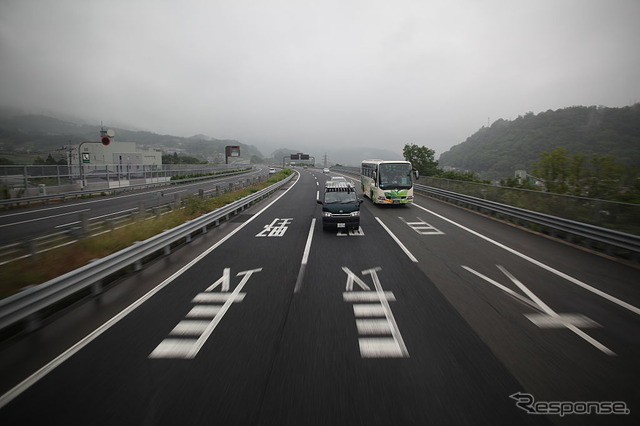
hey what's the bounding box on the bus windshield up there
[378,163,413,189]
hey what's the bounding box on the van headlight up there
[323,212,332,217]
[350,211,360,217]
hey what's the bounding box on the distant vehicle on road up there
[330,176,353,187]
[269,168,276,174]
[361,159,418,204]
[323,168,330,174]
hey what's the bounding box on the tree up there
[532,147,569,193]
[567,153,587,195]
[586,154,623,199]
[531,147,635,199]
[403,143,438,176]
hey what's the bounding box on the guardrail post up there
[199,189,204,199]
[26,239,38,259]
[80,212,89,235]
[229,182,234,192]
[216,185,221,197]
[174,194,181,210]
[91,280,103,296]
[138,201,146,221]
[25,313,41,333]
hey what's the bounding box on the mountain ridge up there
[439,104,640,179]
[0,112,401,166]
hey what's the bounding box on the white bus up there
[361,159,418,204]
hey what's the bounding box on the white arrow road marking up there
[524,313,600,329]
[343,267,409,358]
[149,268,262,359]
[414,202,640,316]
[399,217,444,235]
[462,265,615,356]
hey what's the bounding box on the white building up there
[77,141,162,167]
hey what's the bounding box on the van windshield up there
[324,191,357,204]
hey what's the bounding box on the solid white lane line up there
[0,171,301,408]
[0,209,91,228]
[374,217,418,263]
[413,203,640,316]
[54,208,138,228]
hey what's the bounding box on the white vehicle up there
[361,159,418,204]
[323,168,330,174]
[330,176,353,187]
[269,168,276,174]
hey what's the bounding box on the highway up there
[0,168,638,425]
[0,168,268,244]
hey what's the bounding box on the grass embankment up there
[0,169,292,299]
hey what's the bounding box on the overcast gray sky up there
[2,0,639,157]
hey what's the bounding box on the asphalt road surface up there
[0,168,638,425]
[0,168,267,244]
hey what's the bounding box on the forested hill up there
[0,113,264,161]
[438,104,640,179]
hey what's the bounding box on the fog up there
[1,0,639,157]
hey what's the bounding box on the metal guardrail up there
[0,204,173,266]
[0,175,261,265]
[0,168,253,208]
[0,173,294,334]
[332,168,640,261]
[415,184,640,261]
